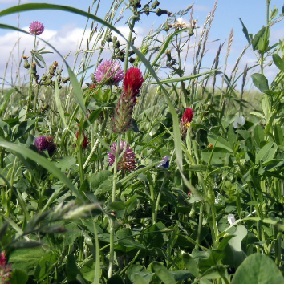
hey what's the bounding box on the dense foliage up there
[0,0,284,284]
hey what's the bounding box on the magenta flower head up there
[29,21,44,35]
[123,67,144,99]
[0,251,12,284]
[34,136,56,156]
[94,60,124,86]
[108,141,136,171]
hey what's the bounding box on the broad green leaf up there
[228,225,247,252]
[256,142,277,163]
[231,253,284,284]
[55,156,76,171]
[182,254,199,277]
[201,151,230,165]
[66,254,81,283]
[9,248,46,272]
[251,26,270,54]
[9,269,29,284]
[208,134,233,152]
[172,270,192,282]
[253,124,265,146]
[251,73,269,93]
[151,262,176,284]
[127,265,153,284]
[272,54,284,71]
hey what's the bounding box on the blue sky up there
[0,0,284,88]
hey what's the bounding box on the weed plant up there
[0,0,284,284]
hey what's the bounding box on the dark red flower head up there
[123,67,144,98]
[76,131,88,149]
[181,108,194,125]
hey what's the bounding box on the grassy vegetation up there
[0,0,284,284]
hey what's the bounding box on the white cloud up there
[0,24,149,86]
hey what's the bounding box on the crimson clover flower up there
[34,135,56,156]
[180,108,194,136]
[94,60,124,86]
[108,141,136,171]
[112,67,144,133]
[0,251,12,284]
[29,21,44,35]
[123,67,144,101]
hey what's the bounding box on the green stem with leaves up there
[108,136,121,279]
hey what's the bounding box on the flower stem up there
[108,136,121,278]
[124,17,136,72]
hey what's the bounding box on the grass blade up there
[0,138,83,202]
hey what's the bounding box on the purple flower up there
[29,21,44,35]
[108,141,136,171]
[34,136,49,151]
[157,156,169,168]
[34,136,56,156]
[94,60,124,86]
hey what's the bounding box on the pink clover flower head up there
[29,21,44,35]
[34,136,49,151]
[0,251,12,284]
[108,141,136,171]
[94,60,124,86]
[34,135,56,156]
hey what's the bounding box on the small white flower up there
[233,115,245,128]
[172,18,190,29]
[227,214,236,225]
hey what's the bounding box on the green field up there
[0,1,284,284]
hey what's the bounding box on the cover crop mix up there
[0,0,284,284]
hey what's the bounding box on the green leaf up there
[182,254,199,277]
[201,151,230,165]
[231,253,284,284]
[272,54,284,71]
[108,201,125,211]
[55,156,76,171]
[251,26,270,54]
[253,124,265,146]
[127,265,153,284]
[9,269,29,284]
[251,73,269,93]
[208,134,233,152]
[66,254,81,283]
[256,142,277,163]
[239,18,251,44]
[151,262,176,284]
[9,248,46,272]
